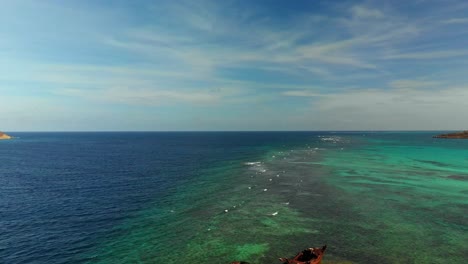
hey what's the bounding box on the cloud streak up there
[441,18,468,24]
[383,50,468,60]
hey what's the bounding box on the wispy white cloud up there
[383,50,468,59]
[389,79,439,89]
[308,86,468,130]
[56,87,223,105]
[441,18,468,24]
[102,2,407,76]
[350,5,384,19]
[282,90,325,97]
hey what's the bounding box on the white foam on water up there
[320,136,342,143]
[244,161,261,166]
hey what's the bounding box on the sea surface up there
[1,132,467,263]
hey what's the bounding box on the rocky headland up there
[433,131,468,139]
[0,131,12,140]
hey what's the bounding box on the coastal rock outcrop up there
[279,246,327,264]
[433,131,468,139]
[0,131,12,140]
[231,245,327,264]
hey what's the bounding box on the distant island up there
[0,131,12,140]
[433,131,468,139]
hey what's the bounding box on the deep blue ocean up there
[1,132,467,263]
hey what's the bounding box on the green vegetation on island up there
[433,131,468,139]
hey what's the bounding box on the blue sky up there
[1,0,468,131]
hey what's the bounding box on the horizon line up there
[2,130,462,133]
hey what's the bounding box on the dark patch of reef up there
[232,245,327,264]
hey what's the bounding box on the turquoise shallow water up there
[80,132,467,263]
[319,133,468,263]
[2,132,467,263]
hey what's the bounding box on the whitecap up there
[245,161,261,166]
